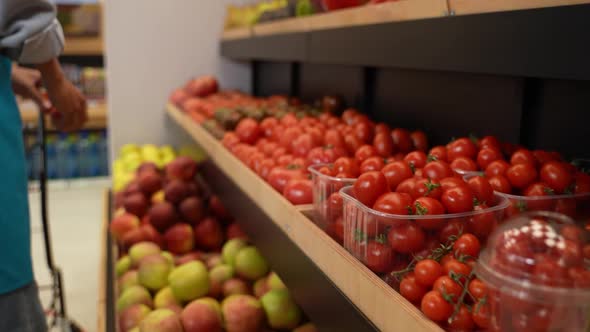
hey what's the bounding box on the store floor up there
[29,178,110,332]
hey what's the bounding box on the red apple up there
[121,227,148,250]
[226,223,248,241]
[179,197,205,224]
[194,217,224,251]
[140,224,164,248]
[148,202,179,232]
[164,180,190,205]
[175,251,203,266]
[185,76,218,98]
[124,181,142,197]
[164,223,194,255]
[222,295,264,332]
[223,278,251,297]
[209,195,230,221]
[186,181,201,197]
[119,304,151,332]
[123,192,149,217]
[166,157,198,182]
[110,213,140,241]
[181,298,223,332]
[138,171,162,196]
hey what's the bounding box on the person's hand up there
[38,59,88,132]
[11,64,52,111]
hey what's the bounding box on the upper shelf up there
[221,1,590,80]
[167,104,443,332]
[20,100,108,130]
[63,36,103,56]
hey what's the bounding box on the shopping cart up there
[25,113,84,332]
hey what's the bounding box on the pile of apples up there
[110,156,315,332]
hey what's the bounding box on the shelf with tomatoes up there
[167,103,445,332]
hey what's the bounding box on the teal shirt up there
[0,56,34,294]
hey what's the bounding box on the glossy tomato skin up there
[382,161,414,191]
[354,121,374,143]
[414,259,443,287]
[506,163,538,190]
[467,203,496,239]
[411,130,429,152]
[260,117,278,137]
[442,186,475,213]
[391,128,413,153]
[388,223,426,253]
[396,178,417,198]
[448,305,475,330]
[360,156,385,173]
[373,192,413,215]
[352,171,389,207]
[365,241,393,273]
[488,175,512,194]
[540,161,573,194]
[344,134,363,155]
[355,145,378,163]
[423,161,454,181]
[279,126,303,149]
[439,219,465,243]
[485,159,511,177]
[468,278,488,300]
[510,148,536,166]
[413,197,446,230]
[477,148,503,170]
[283,179,313,205]
[333,157,360,177]
[472,300,490,329]
[467,176,494,204]
[222,132,241,149]
[324,129,345,148]
[479,135,502,151]
[447,138,477,162]
[413,179,443,199]
[428,146,448,162]
[421,291,453,322]
[373,132,395,157]
[453,233,481,257]
[235,118,262,144]
[400,273,428,303]
[440,177,466,192]
[433,276,462,302]
[523,182,555,211]
[450,156,478,172]
[267,167,304,193]
[404,151,428,169]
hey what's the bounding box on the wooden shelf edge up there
[97,189,111,332]
[20,101,108,130]
[166,104,443,332]
[221,27,253,40]
[63,36,104,56]
[449,0,590,15]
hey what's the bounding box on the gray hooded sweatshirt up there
[0,0,64,64]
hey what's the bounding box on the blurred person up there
[1,0,87,331]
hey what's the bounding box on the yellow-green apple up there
[138,255,171,291]
[119,304,151,332]
[129,242,161,267]
[161,251,174,266]
[164,180,190,205]
[164,223,194,255]
[181,297,223,332]
[221,295,264,332]
[179,197,204,224]
[154,287,181,309]
[110,213,140,241]
[194,217,224,251]
[208,264,234,298]
[118,270,139,294]
[253,277,270,298]
[168,261,209,302]
[222,239,247,267]
[267,272,287,291]
[261,289,302,329]
[139,308,183,332]
[117,285,153,313]
[206,254,223,269]
[223,278,251,297]
[116,256,131,277]
[123,192,149,218]
[148,202,179,233]
[235,247,269,281]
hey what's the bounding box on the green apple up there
[161,251,174,266]
[129,242,161,267]
[267,271,287,290]
[117,285,152,313]
[168,261,209,302]
[235,246,269,281]
[116,256,131,277]
[139,308,183,332]
[261,289,302,329]
[222,239,247,267]
[138,254,171,291]
[154,287,181,309]
[118,270,139,294]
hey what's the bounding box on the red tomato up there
[258,159,276,180]
[290,157,309,170]
[413,179,443,199]
[442,186,475,213]
[488,175,512,194]
[374,123,390,135]
[333,157,360,177]
[428,145,448,162]
[276,154,294,167]
[260,117,278,138]
[448,305,475,330]
[404,151,428,169]
[382,161,414,191]
[411,130,429,152]
[506,163,538,190]
[373,132,394,157]
[271,147,288,160]
[235,118,261,144]
[443,258,472,279]
[421,291,453,322]
[477,148,503,170]
[373,192,413,215]
[341,109,358,125]
[360,156,385,173]
[280,112,299,127]
[440,177,466,192]
[352,171,389,207]
[391,128,413,153]
[354,145,378,163]
[423,161,454,181]
[523,182,555,210]
[324,129,345,148]
[267,168,304,193]
[354,121,374,143]
[534,149,561,164]
[388,223,425,253]
[414,196,447,230]
[453,233,481,257]
[433,276,462,302]
[468,278,488,300]
[575,172,590,194]
[279,127,303,149]
[283,179,313,205]
[222,132,240,149]
[467,203,496,239]
[467,176,495,203]
[305,126,324,146]
[472,301,490,329]
[400,273,428,303]
[365,240,393,273]
[479,135,502,151]
[510,148,536,166]
[451,156,478,172]
[291,133,317,157]
[439,219,464,244]
[540,161,574,194]
[414,259,443,287]
[447,138,477,162]
[396,178,417,197]
[485,159,511,177]
[328,192,344,219]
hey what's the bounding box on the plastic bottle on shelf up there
[87,132,101,177]
[55,134,69,179]
[46,135,58,179]
[77,131,93,178]
[66,133,80,178]
[97,131,109,176]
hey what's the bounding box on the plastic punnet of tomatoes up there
[475,211,590,332]
[309,164,356,232]
[339,186,509,275]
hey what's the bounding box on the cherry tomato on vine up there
[467,203,496,239]
[421,291,453,322]
[283,179,313,205]
[360,156,385,173]
[392,128,414,153]
[451,156,478,172]
[354,121,374,143]
[448,305,475,330]
[373,132,395,157]
[396,178,417,197]
[344,134,363,155]
[439,219,465,244]
[235,118,262,144]
[411,131,429,152]
[433,276,462,302]
[400,273,428,304]
[414,197,447,230]
[333,157,360,177]
[510,148,536,166]
[479,135,502,151]
[352,171,389,207]
[404,151,428,169]
[414,259,443,287]
[443,258,472,280]
[355,145,379,163]
[365,240,393,273]
[468,278,488,300]
[454,234,481,258]
[428,146,448,162]
[324,129,345,149]
[523,182,555,211]
[540,161,574,194]
[439,177,466,192]
[388,223,426,254]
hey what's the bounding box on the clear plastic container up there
[476,211,590,332]
[308,164,356,239]
[497,191,590,220]
[339,186,510,274]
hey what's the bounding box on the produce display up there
[110,154,316,332]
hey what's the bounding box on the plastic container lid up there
[476,211,590,304]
